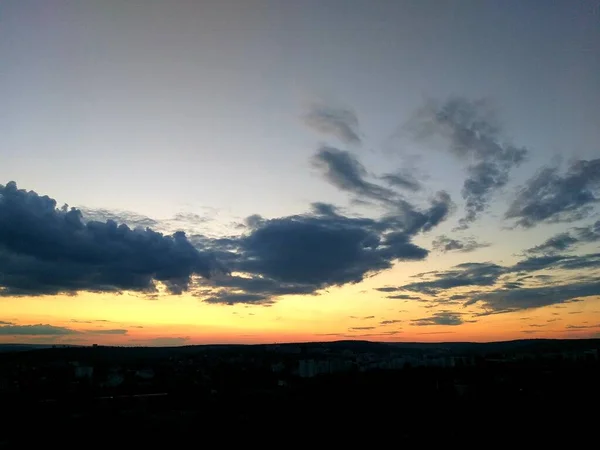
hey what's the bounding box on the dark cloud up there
[0,322,130,336]
[196,199,448,305]
[380,319,402,325]
[380,170,422,192]
[211,212,432,301]
[0,320,14,325]
[243,214,265,229]
[432,235,490,253]
[526,232,579,255]
[311,202,340,216]
[412,312,466,326]
[207,274,318,301]
[506,159,600,228]
[386,262,505,296]
[413,97,527,228]
[382,252,600,311]
[565,324,600,330]
[0,181,224,297]
[303,103,361,145]
[386,192,454,235]
[312,146,397,204]
[511,253,600,273]
[375,286,400,292]
[349,326,375,331]
[526,220,600,255]
[0,324,79,335]
[1,177,452,306]
[393,257,600,314]
[204,292,275,306]
[467,281,600,312]
[386,294,425,300]
[311,147,454,234]
[349,315,375,320]
[574,220,600,243]
[3,116,455,307]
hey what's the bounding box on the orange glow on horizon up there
[2,287,599,346]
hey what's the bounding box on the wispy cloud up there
[379,251,600,312]
[432,235,490,253]
[412,312,470,326]
[506,159,600,228]
[303,103,362,145]
[525,220,600,255]
[410,97,527,228]
[83,329,128,335]
[0,324,79,335]
[379,319,402,325]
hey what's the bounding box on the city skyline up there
[1,0,599,345]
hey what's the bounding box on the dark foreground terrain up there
[1,339,598,446]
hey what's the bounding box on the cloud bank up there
[0,181,224,297]
[379,252,600,312]
[2,96,599,318]
[506,159,600,227]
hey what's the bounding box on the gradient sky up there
[1,0,600,346]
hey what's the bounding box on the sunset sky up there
[1,0,599,346]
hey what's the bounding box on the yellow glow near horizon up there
[2,281,599,346]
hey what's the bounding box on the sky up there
[1,0,600,346]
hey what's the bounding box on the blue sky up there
[1,0,599,344]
